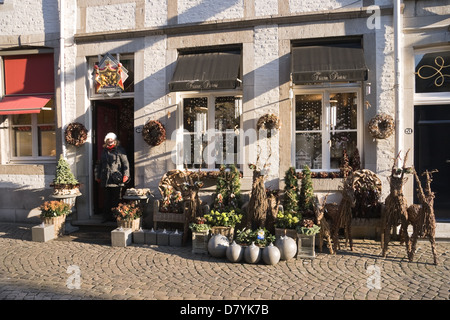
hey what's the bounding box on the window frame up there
[414,46,450,105]
[291,84,363,172]
[176,91,243,171]
[7,106,57,163]
[0,51,56,164]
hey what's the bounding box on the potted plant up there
[234,228,276,264]
[296,218,321,259]
[275,167,301,239]
[235,228,253,247]
[50,154,82,223]
[51,155,81,196]
[189,217,210,254]
[204,209,242,240]
[112,202,142,231]
[39,200,72,237]
[275,210,301,240]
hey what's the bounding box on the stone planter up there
[41,215,66,238]
[192,230,209,254]
[297,233,316,259]
[117,218,141,232]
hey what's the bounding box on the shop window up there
[10,100,56,158]
[294,90,359,171]
[179,95,242,169]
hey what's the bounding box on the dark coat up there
[96,145,130,187]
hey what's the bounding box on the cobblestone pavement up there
[0,222,448,304]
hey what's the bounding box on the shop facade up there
[0,1,449,235]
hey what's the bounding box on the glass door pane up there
[183,97,208,168]
[295,94,322,169]
[214,96,241,168]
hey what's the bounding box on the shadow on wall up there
[0,181,53,223]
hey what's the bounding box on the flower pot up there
[192,230,209,254]
[226,241,244,263]
[117,218,141,232]
[275,228,297,240]
[210,226,234,241]
[297,233,316,259]
[41,215,66,238]
[262,243,281,265]
[50,192,81,209]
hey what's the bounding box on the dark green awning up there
[292,44,368,84]
[169,52,241,92]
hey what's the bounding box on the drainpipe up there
[394,0,403,165]
[59,0,66,158]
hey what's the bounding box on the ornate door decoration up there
[94,53,129,96]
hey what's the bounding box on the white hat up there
[104,132,117,142]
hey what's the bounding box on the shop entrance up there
[93,98,134,216]
[414,104,450,220]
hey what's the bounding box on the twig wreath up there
[142,120,166,146]
[65,122,88,147]
[368,113,395,139]
[256,113,281,131]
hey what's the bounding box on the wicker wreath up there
[368,113,395,139]
[142,120,166,146]
[256,114,281,131]
[65,122,88,147]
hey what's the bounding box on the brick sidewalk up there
[0,222,448,302]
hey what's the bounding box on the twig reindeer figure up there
[381,151,411,258]
[331,174,356,253]
[313,194,334,254]
[407,169,439,265]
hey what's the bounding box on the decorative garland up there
[65,122,88,147]
[256,113,281,131]
[368,113,395,139]
[142,120,166,146]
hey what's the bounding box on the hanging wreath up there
[368,113,395,139]
[256,113,281,131]
[65,122,88,147]
[142,120,166,146]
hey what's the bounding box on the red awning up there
[0,95,53,115]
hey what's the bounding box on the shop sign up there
[94,53,128,96]
[312,71,348,82]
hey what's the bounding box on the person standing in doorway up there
[96,132,130,222]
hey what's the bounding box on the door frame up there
[91,98,135,216]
